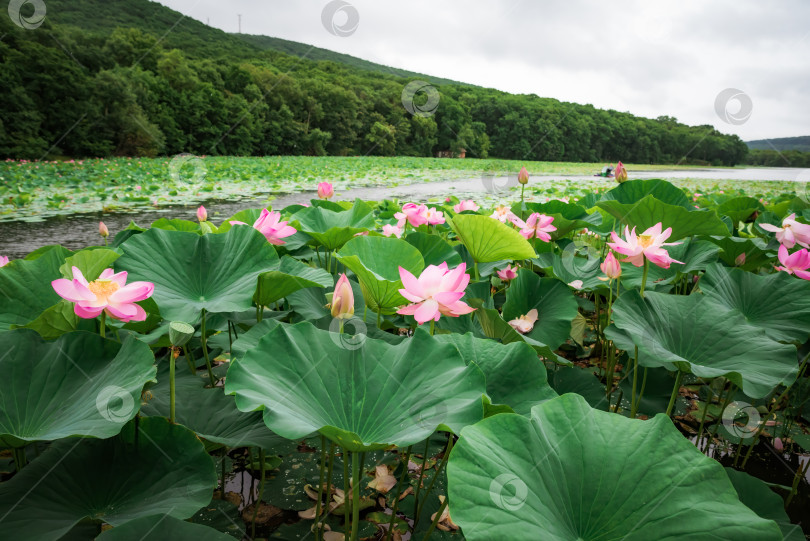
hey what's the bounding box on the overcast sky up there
[157,0,809,141]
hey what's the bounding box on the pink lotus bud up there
[99,221,109,238]
[600,252,622,280]
[331,273,354,319]
[773,437,784,451]
[735,252,746,266]
[615,161,628,183]
[196,205,207,222]
[0,256,9,268]
[317,182,334,200]
[518,166,529,185]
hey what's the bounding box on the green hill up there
[0,0,748,165]
[747,136,810,152]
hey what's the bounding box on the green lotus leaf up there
[141,364,287,449]
[448,214,536,263]
[702,235,771,271]
[598,177,691,208]
[97,515,235,541]
[290,199,375,250]
[58,247,121,281]
[447,393,782,540]
[724,468,804,541]
[255,256,333,307]
[606,290,798,398]
[475,307,566,363]
[511,200,602,238]
[701,263,810,343]
[0,417,217,540]
[116,227,279,322]
[16,301,80,339]
[716,196,764,225]
[0,246,73,330]
[404,231,462,267]
[432,333,557,415]
[597,194,729,240]
[224,322,486,451]
[150,218,202,233]
[501,269,579,350]
[0,329,155,447]
[337,236,425,313]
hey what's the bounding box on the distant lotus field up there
[0,174,809,540]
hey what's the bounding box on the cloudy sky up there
[158,0,809,141]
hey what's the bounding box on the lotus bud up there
[317,182,334,200]
[600,252,622,280]
[615,161,628,183]
[169,321,195,347]
[735,252,746,266]
[331,273,354,320]
[99,221,109,238]
[774,437,784,451]
[518,166,529,185]
[0,256,8,268]
[196,205,207,222]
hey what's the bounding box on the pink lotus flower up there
[520,213,556,242]
[599,252,622,280]
[508,309,538,334]
[99,221,109,238]
[196,205,207,222]
[52,267,154,322]
[615,161,628,182]
[775,244,810,280]
[453,200,480,213]
[568,280,584,289]
[331,273,354,319]
[395,203,428,228]
[230,209,296,245]
[760,213,810,249]
[382,224,403,238]
[735,252,746,266]
[518,166,529,185]
[608,223,684,269]
[396,263,475,324]
[496,265,518,281]
[490,206,518,224]
[774,437,784,451]
[317,182,334,200]
[425,207,446,226]
[0,256,9,268]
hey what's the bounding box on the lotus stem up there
[636,367,649,413]
[12,447,26,471]
[227,320,233,352]
[786,458,810,507]
[429,319,435,336]
[473,261,479,282]
[421,495,449,541]
[416,434,454,526]
[99,311,106,338]
[350,451,363,541]
[665,370,685,418]
[325,442,335,521]
[707,384,737,456]
[413,438,431,522]
[640,257,649,298]
[315,436,327,539]
[251,448,266,539]
[183,344,195,374]
[200,309,215,386]
[256,280,263,323]
[611,388,624,413]
[221,447,228,492]
[169,349,176,423]
[339,319,345,335]
[695,384,714,453]
[630,346,639,418]
[343,447,350,537]
[383,445,412,541]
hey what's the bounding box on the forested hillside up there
[0,0,749,164]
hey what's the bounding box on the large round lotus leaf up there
[598,178,691,208]
[449,214,536,263]
[716,196,764,225]
[501,268,578,350]
[58,247,121,281]
[447,393,782,540]
[701,263,810,343]
[702,235,771,271]
[224,322,486,451]
[605,290,798,398]
[116,226,279,322]
[255,255,333,306]
[724,468,804,541]
[511,200,602,238]
[404,231,462,268]
[337,235,425,312]
[597,194,729,241]
[141,363,288,449]
[290,199,375,250]
[0,246,72,330]
[97,515,235,541]
[0,329,156,447]
[0,417,217,540]
[432,333,557,415]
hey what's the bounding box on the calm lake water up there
[1,167,807,259]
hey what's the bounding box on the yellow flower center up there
[638,234,654,248]
[88,279,119,301]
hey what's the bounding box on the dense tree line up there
[744,149,810,168]
[0,14,749,164]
